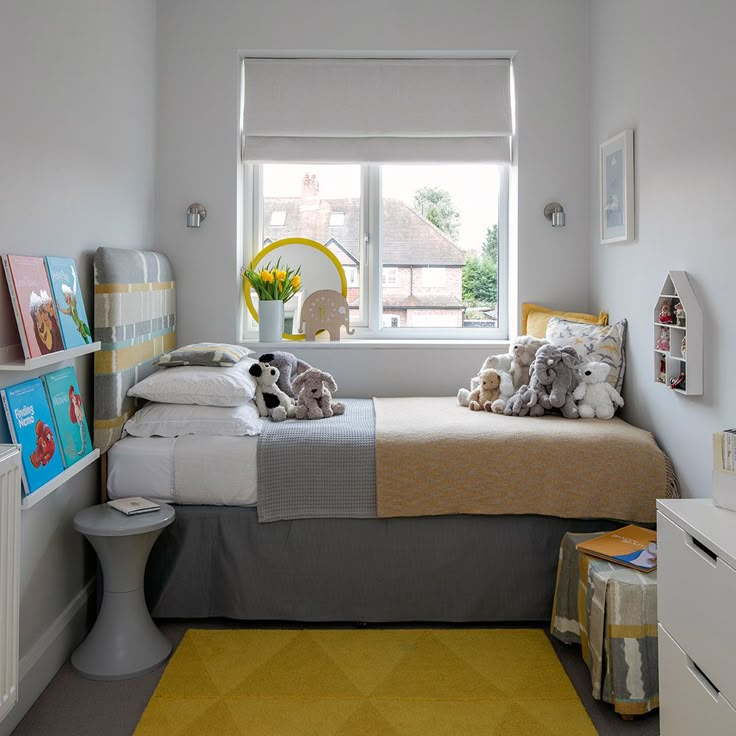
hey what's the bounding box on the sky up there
[263,163,500,252]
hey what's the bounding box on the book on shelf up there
[107,497,161,516]
[44,257,92,349]
[1,378,66,495]
[43,366,92,468]
[2,254,64,359]
[0,267,23,363]
[713,430,736,474]
[576,525,658,573]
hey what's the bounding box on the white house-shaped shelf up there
[653,271,702,395]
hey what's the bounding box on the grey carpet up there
[12,621,659,736]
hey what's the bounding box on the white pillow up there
[127,360,257,406]
[123,401,263,438]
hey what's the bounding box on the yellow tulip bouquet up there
[242,258,302,302]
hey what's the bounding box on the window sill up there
[242,338,510,351]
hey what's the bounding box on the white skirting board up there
[0,579,93,736]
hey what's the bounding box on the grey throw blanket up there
[257,398,376,522]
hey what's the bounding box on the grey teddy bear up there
[528,344,581,419]
[258,352,312,399]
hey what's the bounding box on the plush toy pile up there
[457,337,624,420]
[249,352,345,421]
[457,336,546,414]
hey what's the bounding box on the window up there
[246,162,507,338]
[421,267,446,288]
[345,266,359,286]
[270,210,286,226]
[242,57,512,339]
[382,268,399,287]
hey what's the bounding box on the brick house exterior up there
[263,175,466,327]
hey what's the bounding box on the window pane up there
[262,164,362,325]
[381,164,500,329]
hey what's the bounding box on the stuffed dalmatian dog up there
[248,360,296,421]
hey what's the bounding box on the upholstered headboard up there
[93,247,176,454]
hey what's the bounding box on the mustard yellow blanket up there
[374,397,676,523]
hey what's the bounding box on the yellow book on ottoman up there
[576,524,657,572]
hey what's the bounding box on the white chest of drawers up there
[657,499,736,735]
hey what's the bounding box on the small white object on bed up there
[107,435,259,506]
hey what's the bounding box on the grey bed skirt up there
[145,506,624,623]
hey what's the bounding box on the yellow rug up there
[135,629,597,736]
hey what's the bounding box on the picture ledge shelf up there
[0,341,101,371]
[21,448,100,511]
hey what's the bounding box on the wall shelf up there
[21,449,100,510]
[0,341,100,371]
[653,271,702,395]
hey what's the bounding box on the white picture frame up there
[600,129,634,244]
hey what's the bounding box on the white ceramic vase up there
[259,299,284,342]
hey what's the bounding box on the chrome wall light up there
[544,202,566,228]
[186,203,207,228]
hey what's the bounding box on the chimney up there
[301,173,319,210]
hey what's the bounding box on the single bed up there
[94,247,678,622]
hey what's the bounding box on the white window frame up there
[382,267,399,287]
[345,265,359,286]
[242,163,509,340]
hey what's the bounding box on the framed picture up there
[600,129,634,244]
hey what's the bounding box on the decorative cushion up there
[128,360,257,406]
[546,317,627,394]
[155,343,253,368]
[123,401,262,438]
[522,303,608,339]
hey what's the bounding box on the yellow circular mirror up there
[243,237,348,341]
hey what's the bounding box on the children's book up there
[43,366,92,467]
[576,524,658,573]
[2,255,64,358]
[1,378,66,494]
[44,257,92,349]
[108,497,161,516]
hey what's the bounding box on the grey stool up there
[71,502,175,680]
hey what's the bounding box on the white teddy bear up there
[572,361,624,419]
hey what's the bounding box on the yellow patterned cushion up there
[522,302,608,338]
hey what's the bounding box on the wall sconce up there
[544,202,566,228]
[186,203,207,228]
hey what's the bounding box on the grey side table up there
[71,502,175,680]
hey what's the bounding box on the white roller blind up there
[243,58,512,163]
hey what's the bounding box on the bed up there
[94,247,678,623]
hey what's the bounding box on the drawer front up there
[659,625,736,736]
[658,512,736,705]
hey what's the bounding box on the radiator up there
[0,446,21,724]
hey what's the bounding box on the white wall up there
[155,0,592,393]
[589,0,736,497]
[0,1,156,730]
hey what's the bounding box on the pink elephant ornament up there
[300,289,355,341]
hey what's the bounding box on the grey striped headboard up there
[93,247,176,453]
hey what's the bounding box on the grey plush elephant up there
[258,351,311,399]
[529,344,581,419]
[503,384,540,417]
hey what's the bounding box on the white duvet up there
[107,435,259,506]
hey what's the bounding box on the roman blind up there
[242,58,512,163]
